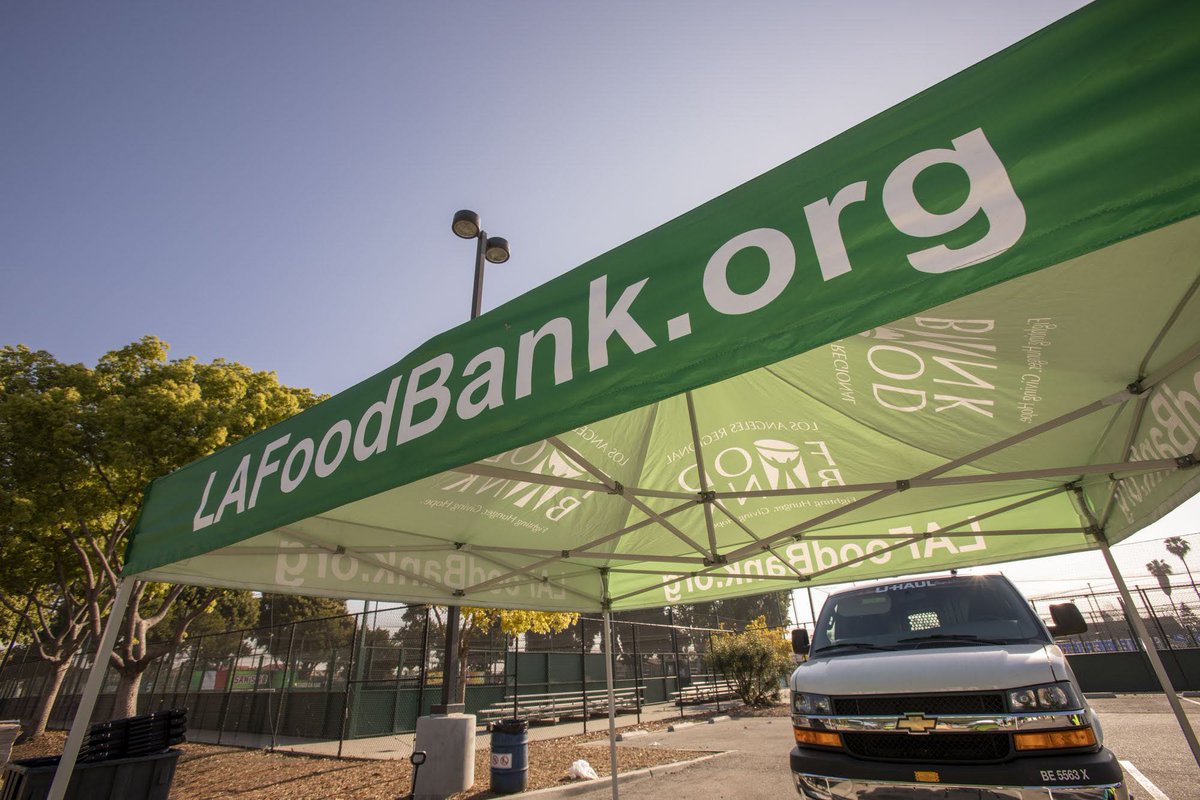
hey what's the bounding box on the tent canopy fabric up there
[125,0,1200,613]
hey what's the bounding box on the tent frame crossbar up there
[548,436,712,558]
[1097,329,1200,527]
[280,528,455,598]
[456,548,601,607]
[712,456,1183,500]
[609,485,1071,605]
[712,499,810,581]
[720,385,1139,564]
[459,502,694,595]
[685,390,720,560]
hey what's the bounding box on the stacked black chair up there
[0,708,187,800]
[77,709,187,763]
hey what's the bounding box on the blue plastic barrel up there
[490,718,529,794]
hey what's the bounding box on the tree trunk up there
[23,660,69,741]
[111,668,144,720]
[456,642,471,704]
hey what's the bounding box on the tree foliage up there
[446,606,579,702]
[0,338,320,726]
[705,616,791,707]
[258,595,354,678]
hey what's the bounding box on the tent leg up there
[48,579,135,800]
[1100,542,1200,767]
[602,609,619,800]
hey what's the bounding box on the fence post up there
[710,633,721,713]
[631,621,642,724]
[416,605,430,718]
[337,611,362,758]
[1138,588,1173,651]
[668,607,683,720]
[216,634,244,746]
[179,638,201,723]
[580,618,588,735]
[149,645,171,711]
[273,623,296,750]
[511,633,519,720]
[1138,586,1189,682]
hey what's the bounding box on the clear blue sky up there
[3,0,1094,395]
[5,0,1195,598]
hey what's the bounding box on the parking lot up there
[574,694,1200,799]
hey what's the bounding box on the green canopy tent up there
[49,0,1200,796]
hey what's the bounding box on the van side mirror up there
[1047,603,1087,637]
[791,628,810,654]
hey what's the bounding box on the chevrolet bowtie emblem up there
[896,713,938,734]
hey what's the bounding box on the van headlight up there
[792,691,833,716]
[1007,681,1080,712]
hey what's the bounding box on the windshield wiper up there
[813,641,896,654]
[897,633,1008,645]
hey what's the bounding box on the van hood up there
[790,644,1063,696]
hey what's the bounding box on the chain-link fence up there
[6,532,1197,748]
[1031,582,1200,654]
[0,602,768,751]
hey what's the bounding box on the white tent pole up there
[1098,540,1200,767]
[602,606,619,800]
[48,579,135,800]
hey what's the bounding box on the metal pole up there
[351,601,371,733]
[48,580,134,800]
[216,632,245,745]
[668,607,682,720]
[1100,541,1200,767]
[630,622,642,724]
[337,611,362,757]
[709,633,721,713]
[602,610,619,800]
[470,230,486,320]
[1139,587,1174,651]
[416,606,430,717]
[580,619,588,735]
[273,623,296,750]
[433,604,463,713]
[179,638,200,721]
[511,633,519,720]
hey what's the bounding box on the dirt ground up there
[9,704,788,799]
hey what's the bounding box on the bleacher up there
[476,686,643,724]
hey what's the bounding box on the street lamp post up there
[431,210,509,716]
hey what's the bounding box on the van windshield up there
[811,576,1049,656]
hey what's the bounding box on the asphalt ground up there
[562,694,1200,799]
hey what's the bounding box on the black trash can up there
[489,718,529,794]
[0,749,181,800]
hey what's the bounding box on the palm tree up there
[1146,559,1179,619]
[1164,536,1200,606]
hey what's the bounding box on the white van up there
[789,574,1129,799]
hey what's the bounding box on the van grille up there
[832,693,1005,716]
[843,731,1011,763]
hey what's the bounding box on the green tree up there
[258,595,354,680]
[437,607,579,703]
[0,338,320,728]
[705,616,791,707]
